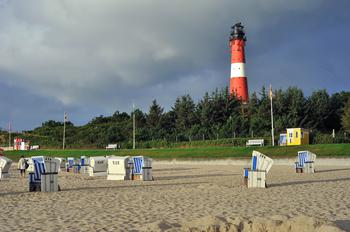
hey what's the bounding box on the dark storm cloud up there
[0,0,349,129]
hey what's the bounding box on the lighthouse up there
[229,22,249,103]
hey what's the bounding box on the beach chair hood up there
[0,156,12,168]
[132,156,152,175]
[251,150,274,174]
[31,156,46,181]
[0,156,12,174]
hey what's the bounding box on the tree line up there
[3,86,350,148]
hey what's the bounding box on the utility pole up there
[8,122,11,148]
[133,104,136,150]
[269,84,275,146]
[63,112,67,150]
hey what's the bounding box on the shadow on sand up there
[0,181,209,196]
[0,190,30,197]
[153,167,198,172]
[62,181,209,192]
[334,219,350,231]
[315,168,350,173]
[269,177,350,188]
[155,173,238,181]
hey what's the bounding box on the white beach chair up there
[88,156,107,177]
[132,156,153,181]
[244,151,273,188]
[55,157,67,172]
[107,156,133,180]
[29,156,60,192]
[295,151,317,173]
[0,156,12,180]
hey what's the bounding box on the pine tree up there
[341,97,350,132]
[173,95,197,140]
[147,100,164,139]
[305,90,331,131]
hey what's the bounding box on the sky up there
[0,0,349,131]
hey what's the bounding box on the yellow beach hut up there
[286,128,309,146]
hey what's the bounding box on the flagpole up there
[133,104,136,150]
[270,84,275,147]
[63,112,66,150]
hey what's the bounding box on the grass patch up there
[3,143,350,161]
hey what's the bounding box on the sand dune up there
[0,162,349,231]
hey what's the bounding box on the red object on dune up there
[229,22,249,103]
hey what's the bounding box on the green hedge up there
[2,133,348,150]
[118,136,274,149]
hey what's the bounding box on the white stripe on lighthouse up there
[230,63,245,78]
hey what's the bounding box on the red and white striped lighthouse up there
[229,22,249,103]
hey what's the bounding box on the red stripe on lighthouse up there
[230,77,249,102]
[230,40,246,63]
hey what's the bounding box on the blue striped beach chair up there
[29,156,46,191]
[244,151,273,188]
[296,151,307,169]
[279,134,287,146]
[132,156,153,181]
[68,157,75,167]
[295,151,316,173]
[79,156,90,174]
[29,156,60,192]
[80,156,89,166]
[66,157,75,172]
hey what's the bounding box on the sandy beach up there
[1,161,350,231]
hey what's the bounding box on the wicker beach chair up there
[29,156,59,192]
[79,156,89,173]
[295,151,317,173]
[65,157,75,172]
[55,157,66,172]
[132,156,153,181]
[0,156,12,180]
[29,156,45,191]
[244,151,273,188]
[107,156,132,180]
[88,156,107,176]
